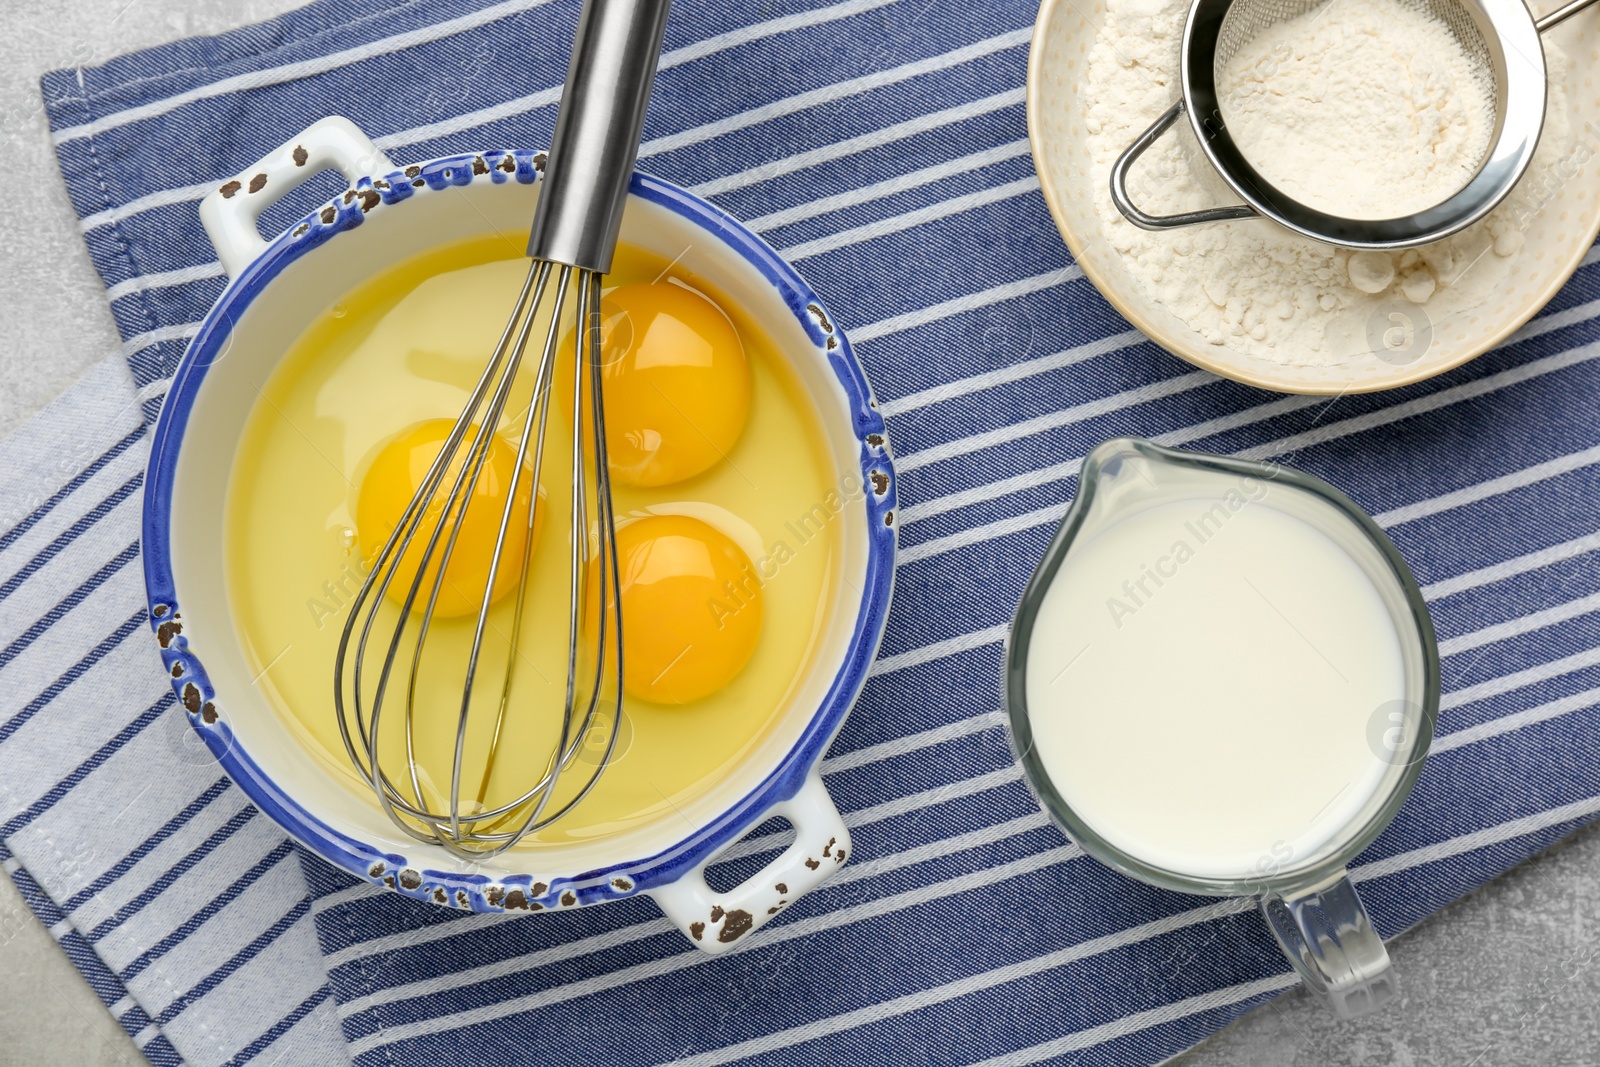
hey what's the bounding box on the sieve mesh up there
[1213,0,1501,127]
[1107,0,1549,245]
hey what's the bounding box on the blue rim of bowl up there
[142,149,898,915]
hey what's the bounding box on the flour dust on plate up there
[225,235,842,846]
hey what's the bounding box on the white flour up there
[1083,0,1571,364]
[1220,0,1497,220]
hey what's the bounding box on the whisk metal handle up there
[1109,101,1259,231]
[527,0,673,272]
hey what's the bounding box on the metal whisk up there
[333,0,672,858]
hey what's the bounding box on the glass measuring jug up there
[1005,438,1440,1018]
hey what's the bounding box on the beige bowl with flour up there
[1027,0,1600,395]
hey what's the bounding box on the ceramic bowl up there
[143,117,897,953]
[1027,0,1600,394]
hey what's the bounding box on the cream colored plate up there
[1026,0,1600,395]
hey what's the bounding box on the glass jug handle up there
[1258,872,1397,1019]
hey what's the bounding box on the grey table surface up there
[2,2,1598,1064]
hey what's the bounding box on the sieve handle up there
[1536,0,1600,32]
[1110,102,1259,231]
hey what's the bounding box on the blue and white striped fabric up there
[15,0,1600,1062]
[0,355,348,1065]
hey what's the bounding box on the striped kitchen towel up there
[0,353,348,1065]
[17,0,1600,1063]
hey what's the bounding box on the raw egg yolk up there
[589,282,751,487]
[356,419,540,619]
[604,514,762,704]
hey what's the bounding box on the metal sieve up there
[1109,0,1596,249]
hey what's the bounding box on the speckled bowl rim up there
[142,151,898,916]
[1025,0,1600,396]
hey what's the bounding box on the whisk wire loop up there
[334,0,667,859]
[333,260,542,834]
[334,259,626,858]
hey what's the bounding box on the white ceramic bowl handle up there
[651,771,850,954]
[198,116,395,277]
